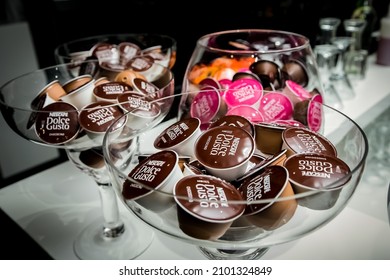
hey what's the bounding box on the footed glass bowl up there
[103,89,368,260]
[0,59,175,260]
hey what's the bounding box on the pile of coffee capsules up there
[68,39,173,72]
[186,55,324,132]
[91,41,173,76]
[122,106,352,241]
[29,57,172,146]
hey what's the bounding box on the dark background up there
[2,0,390,86]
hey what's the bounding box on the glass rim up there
[54,33,177,59]
[197,29,311,55]
[0,58,174,111]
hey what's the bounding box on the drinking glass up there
[330,37,356,99]
[0,59,175,259]
[343,19,368,80]
[314,44,343,109]
[318,17,341,44]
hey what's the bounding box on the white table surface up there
[0,55,389,260]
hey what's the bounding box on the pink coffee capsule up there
[293,93,323,132]
[218,79,232,91]
[224,78,263,108]
[306,93,323,132]
[199,77,221,90]
[190,86,227,124]
[283,80,312,105]
[258,91,293,122]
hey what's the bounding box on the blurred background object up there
[2,0,389,85]
[351,0,377,53]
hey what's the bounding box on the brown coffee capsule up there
[234,149,288,186]
[154,117,201,158]
[239,165,297,230]
[91,43,119,64]
[117,92,161,130]
[78,57,100,77]
[126,55,168,84]
[78,101,125,141]
[28,80,66,129]
[123,150,182,212]
[35,101,80,145]
[116,91,149,112]
[63,75,93,94]
[118,42,141,65]
[187,159,208,174]
[232,71,261,82]
[284,153,351,210]
[209,114,255,137]
[281,59,309,87]
[99,62,127,81]
[141,45,165,62]
[174,174,245,240]
[124,150,178,199]
[132,77,160,98]
[93,81,132,103]
[79,148,105,169]
[195,126,255,181]
[254,122,286,155]
[249,60,281,88]
[126,55,155,73]
[281,126,337,158]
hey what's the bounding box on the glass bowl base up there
[198,246,269,260]
[73,216,154,260]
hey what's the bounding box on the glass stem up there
[65,148,126,239]
[95,180,125,238]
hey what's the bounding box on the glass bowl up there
[103,88,368,260]
[182,29,325,112]
[0,58,175,259]
[0,59,175,150]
